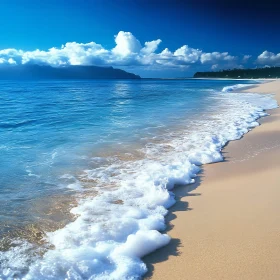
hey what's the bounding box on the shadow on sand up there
[143,170,204,279]
[142,111,277,278]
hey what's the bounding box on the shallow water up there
[0,79,277,279]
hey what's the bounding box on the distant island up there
[0,64,141,80]
[193,66,280,79]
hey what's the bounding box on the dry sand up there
[144,80,280,280]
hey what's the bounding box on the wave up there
[0,120,36,129]
[221,84,256,93]
[0,87,278,280]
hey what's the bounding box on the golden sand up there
[144,80,280,280]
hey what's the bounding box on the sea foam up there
[0,87,278,280]
[221,83,256,92]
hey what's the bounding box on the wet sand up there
[144,80,280,280]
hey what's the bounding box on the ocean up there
[0,79,277,279]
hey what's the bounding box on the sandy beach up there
[144,80,280,280]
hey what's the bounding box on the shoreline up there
[144,80,280,279]
[144,78,278,81]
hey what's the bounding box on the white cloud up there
[174,45,202,63]
[20,42,109,66]
[200,52,236,64]
[141,39,162,55]
[242,55,251,63]
[112,31,142,56]
[0,31,242,71]
[257,51,280,66]
[8,58,16,64]
[211,64,219,70]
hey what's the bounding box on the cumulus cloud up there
[211,64,219,70]
[8,58,16,64]
[174,45,202,63]
[141,39,162,55]
[200,52,236,64]
[257,51,280,66]
[112,31,142,56]
[242,55,251,63]
[0,31,241,71]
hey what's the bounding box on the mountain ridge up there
[0,64,141,79]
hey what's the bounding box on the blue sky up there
[0,0,279,77]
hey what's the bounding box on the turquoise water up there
[0,79,249,226]
[0,79,277,279]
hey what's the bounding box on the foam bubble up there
[222,84,255,92]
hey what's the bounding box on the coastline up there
[144,80,280,279]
